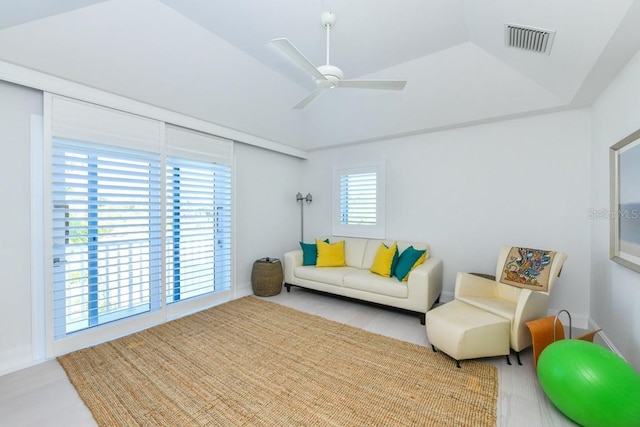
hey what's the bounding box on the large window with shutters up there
[332,161,385,238]
[52,140,162,336]
[47,96,232,353]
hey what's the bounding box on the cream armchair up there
[454,246,567,364]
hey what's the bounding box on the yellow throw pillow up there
[316,240,346,267]
[370,242,398,277]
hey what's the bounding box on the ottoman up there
[426,300,510,367]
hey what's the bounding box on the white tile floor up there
[0,288,584,426]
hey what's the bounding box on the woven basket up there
[251,259,283,296]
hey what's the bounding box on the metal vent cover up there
[505,24,556,55]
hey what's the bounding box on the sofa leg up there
[431,344,437,352]
[284,283,291,292]
[516,351,522,366]
[419,313,426,325]
[455,360,461,369]
[506,354,512,365]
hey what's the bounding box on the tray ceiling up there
[0,0,638,150]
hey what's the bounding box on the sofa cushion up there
[370,242,398,277]
[316,240,346,267]
[342,238,369,268]
[394,246,426,281]
[294,265,357,286]
[343,270,409,298]
[299,239,328,266]
[362,239,384,270]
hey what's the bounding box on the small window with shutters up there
[332,161,385,238]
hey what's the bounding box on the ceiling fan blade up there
[293,88,326,109]
[338,80,407,90]
[270,38,326,81]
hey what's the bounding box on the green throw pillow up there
[394,246,426,281]
[299,239,328,266]
[390,245,399,276]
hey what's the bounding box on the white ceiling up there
[0,0,639,150]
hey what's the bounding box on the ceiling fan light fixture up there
[317,64,343,79]
[317,79,337,89]
[270,12,407,109]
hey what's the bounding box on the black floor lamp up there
[296,192,312,242]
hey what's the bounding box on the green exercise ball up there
[537,339,640,427]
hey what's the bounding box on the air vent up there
[505,24,556,55]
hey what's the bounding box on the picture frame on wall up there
[610,128,640,273]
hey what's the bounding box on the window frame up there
[332,160,386,239]
[44,95,234,357]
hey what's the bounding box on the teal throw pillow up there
[390,245,399,276]
[299,239,329,266]
[394,246,426,281]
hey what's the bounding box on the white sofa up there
[283,237,443,324]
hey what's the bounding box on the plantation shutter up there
[332,162,385,238]
[52,141,162,337]
[340,172,377,225]
[165,126,232,303]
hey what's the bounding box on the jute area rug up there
[58,296,498,426]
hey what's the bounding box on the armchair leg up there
[419,313,426,325]
[506,354,512,365]
[455,360,461,368]
[431,344,437,352]
[516,351,522,366]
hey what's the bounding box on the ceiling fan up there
[270,11,407,109]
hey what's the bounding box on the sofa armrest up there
[283,249,303,284]
[407,257,443,310]
[454,272,498,299]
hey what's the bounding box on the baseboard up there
[587,318,625,360]
[0,356,48,377]
[235,281,253,298]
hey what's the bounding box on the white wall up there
[590,49,640,370]
[3,50,638,373]
[233,143,305,295]
[0,80,42,374]
[302,110,592,324]
[0,81,306,374]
